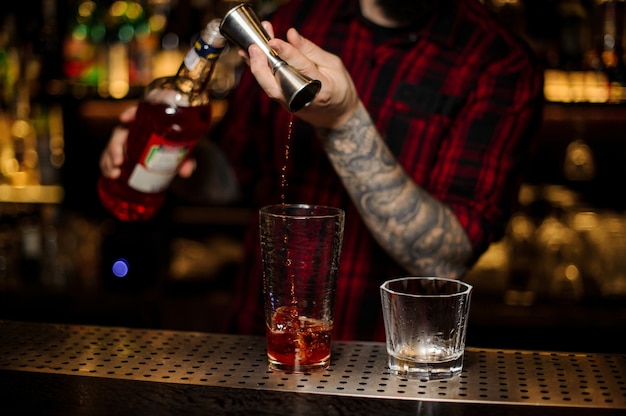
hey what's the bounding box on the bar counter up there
[0,320,624,415]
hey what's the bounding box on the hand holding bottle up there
[99,106,197,181]
[98,19,225,222]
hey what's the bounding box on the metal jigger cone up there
[273,62,321,112]
[220,2,321,112]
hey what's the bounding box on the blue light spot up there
[112,259,129,278]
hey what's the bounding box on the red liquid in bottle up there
[98,100,212,221]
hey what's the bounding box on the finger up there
[238,22,274,65]
[275,29,338,74]
[248,44,284,102]
[100,152,121,179]
[178,158,196,178]
[261,21,274,39]
[238,48,250,65]
[119,105,137,124]
[99,146,115,177]
[109,126,127,166]
[100,125,128,178]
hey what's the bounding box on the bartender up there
[100,0,544,341]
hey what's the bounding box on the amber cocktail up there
[259,204,344,372]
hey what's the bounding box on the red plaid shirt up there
[215,0,543,341]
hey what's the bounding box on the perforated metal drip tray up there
[1,320,625,409]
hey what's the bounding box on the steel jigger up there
[219,2,322,112]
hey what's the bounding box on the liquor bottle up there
[599,0,626,102]
[63,0,104,88]
[97,19,226,222]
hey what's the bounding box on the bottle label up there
[127,132,194,193]
[184,37,224,71]
[194,37,224,60]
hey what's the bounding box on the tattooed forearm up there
[317,102,473,278]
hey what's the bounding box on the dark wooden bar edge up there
[1,320,625,415]
[0,370,623,416]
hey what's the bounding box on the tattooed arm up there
[317,102,473,278]
[246,29,472,276]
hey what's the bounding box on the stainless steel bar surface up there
[1,320,624,410]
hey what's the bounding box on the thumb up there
[268,29,324,70]
[285,28,317,57]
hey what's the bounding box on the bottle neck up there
[176,30,226,98]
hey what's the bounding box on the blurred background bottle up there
[97,18,226,222]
